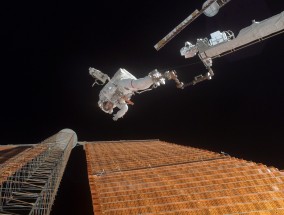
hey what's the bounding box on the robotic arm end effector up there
[148,69,184,89]
[164,70,184,89]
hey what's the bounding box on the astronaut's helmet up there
[98,100,114,114]
[103,101,114,111]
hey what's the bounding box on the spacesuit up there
[89,68,165,121]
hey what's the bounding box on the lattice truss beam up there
[0,129,76,215]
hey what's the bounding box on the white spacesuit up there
[89,68,166,121]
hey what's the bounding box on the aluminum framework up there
[0,129,77,215]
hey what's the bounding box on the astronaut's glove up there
[112,114,119,121]
[148,69,165,87]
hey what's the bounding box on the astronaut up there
[89,67,168,121]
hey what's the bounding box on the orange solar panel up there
[0,145,30,164]
[84,140,284,214]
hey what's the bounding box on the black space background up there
[1,1,284,214]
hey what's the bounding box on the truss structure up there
[0,129,77,215]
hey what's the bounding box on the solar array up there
[85,140,284,215]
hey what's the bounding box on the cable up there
[158,60,202,73]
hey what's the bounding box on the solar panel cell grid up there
[85,141,284,214]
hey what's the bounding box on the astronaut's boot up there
[148,69,165,87]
